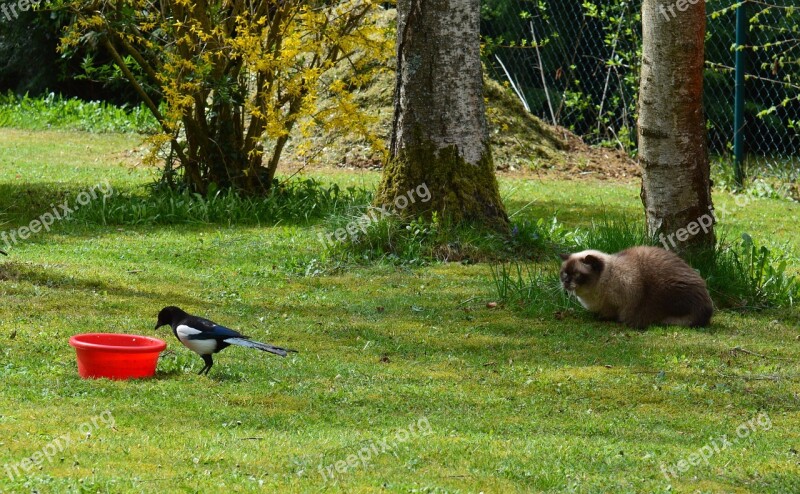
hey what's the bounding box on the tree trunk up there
[378,0,508,230]
[639,0,714,252]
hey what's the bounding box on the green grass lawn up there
[1,128,799,493]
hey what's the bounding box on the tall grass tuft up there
[73,179,372,226]
[0,92,158,134]
[327,213,582,265]
[506,217,575,259]
[570,214,656,253]
[323,213,471,265]
[490,217,797,312]
[687,233,798,309]
[489,261,578,316]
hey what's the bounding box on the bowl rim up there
[69,333,167,353]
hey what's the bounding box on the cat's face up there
[559,252,604,293]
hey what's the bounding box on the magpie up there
[154,306,297,375]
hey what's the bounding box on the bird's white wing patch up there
[176,324,201,338]
[175,324,216,355]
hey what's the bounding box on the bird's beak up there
[154,323,162,330]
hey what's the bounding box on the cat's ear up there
[559,253,570,261]
[582,254,604,271]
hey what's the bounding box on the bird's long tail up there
[224,338,297,357]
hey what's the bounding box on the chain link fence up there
[482,0,799,181]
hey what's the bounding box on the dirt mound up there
[283,68,639,181]
[483,76,639,181]
[553,130,640,181]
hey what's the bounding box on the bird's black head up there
[155,306,187,330]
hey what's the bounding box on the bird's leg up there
[199,354,213,375]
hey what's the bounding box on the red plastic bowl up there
[69,333,166,380]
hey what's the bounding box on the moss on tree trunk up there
[379,0,508,231]
[378,141,507,228]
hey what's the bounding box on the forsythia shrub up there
[54,0,393,194]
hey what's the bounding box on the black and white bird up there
[154,306,297,375]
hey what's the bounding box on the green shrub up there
[687,233,798,309]
[323,213,455,265]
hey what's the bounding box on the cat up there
[559,246,713,329]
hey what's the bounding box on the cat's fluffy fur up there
[559,246,713,329]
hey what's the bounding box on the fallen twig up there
[456,296,477,307]
[729,346,794,361]
[719,373,798,382]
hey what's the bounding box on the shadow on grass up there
[0,260,200,308]
[505,197,641,228]
[0,182,97,226]
[0,181,642,244]
[0,178,370,232]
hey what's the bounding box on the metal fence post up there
[733,0,748,187]
[482,0,797,176]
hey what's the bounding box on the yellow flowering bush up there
[54,0,392,193]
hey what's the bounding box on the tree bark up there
[378,0,508,230]
[639,0,714,252]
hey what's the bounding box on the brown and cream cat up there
[559,246,713,329]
